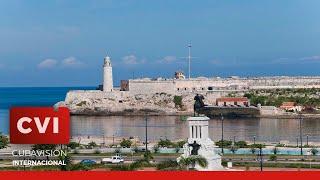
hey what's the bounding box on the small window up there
[177,88,180,91]
[184,88,187,90]
[208,87,213,90]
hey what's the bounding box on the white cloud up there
[62,56,85,68]
[301,55,320,61]
[158,56,177,64]
[37,59,58,69]
[122,55,141,65]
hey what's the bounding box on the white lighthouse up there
[103,55,113,92]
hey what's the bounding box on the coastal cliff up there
[54,90,227,116]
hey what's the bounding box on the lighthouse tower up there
[103,55,113,92]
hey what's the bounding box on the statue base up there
[178,138,224,171]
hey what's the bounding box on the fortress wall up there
[65,90,130,103]
[246,77,320,87]
[124,76,320,95]
[128,80,175,95]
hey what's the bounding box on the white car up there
[101,155,124,164]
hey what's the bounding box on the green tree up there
[158,138,175,148]
[173,96,183,109]
[235,141,248,148]
[156,160,179,170]
[175,140,187,148]
[88,141,97,148]
[120,138,132,148]
[0,133,9,149]
[269,155,277,161]
[67,142,80,149]
[311,148,319,156]
[143,151,154,163]
[215,140,232,148]
[178,155,208,170]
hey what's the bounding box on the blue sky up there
[0,0,320,87]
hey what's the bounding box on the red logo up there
[10,107,70,144]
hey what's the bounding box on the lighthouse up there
[103,55,113,92]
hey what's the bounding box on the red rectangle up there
[10,107,70,144]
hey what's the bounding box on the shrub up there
[156,160,179,170]
[176,140,187,148]
[0,133,9,149]
[70,163,91,171]
[275,143,285,147]
[249,144,265,148]
[88,141,97,148]
[158,139,175,148]
[235,141,247,148]
[67,142,80,149]
[120,138,132,148]
[269,155,277,161]
[173,96,183,108]
[215,140,232,148]
[311,148,319,156]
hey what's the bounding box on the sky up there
[0,0,320,87]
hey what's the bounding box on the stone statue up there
[188,141,201,155]
[193,94,205,116]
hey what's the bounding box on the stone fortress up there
[56,55,320,116]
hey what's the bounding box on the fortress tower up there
[103,55,113,92]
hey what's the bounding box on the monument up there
[178,115,224,171]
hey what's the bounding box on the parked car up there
[101,155,124,164]
[80,159,96,166]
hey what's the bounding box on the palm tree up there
[178,155,208,170]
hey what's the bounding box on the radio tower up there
[187,44,192,79]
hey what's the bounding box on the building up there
[103,55,113,92]
[216,97,250,107]
[280,102,302,112]
[175,71,186,79]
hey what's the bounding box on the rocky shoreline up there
[54,90,226,116]
[54,90,320,119]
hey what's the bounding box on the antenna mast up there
[188,44,192,79]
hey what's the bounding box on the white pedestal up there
[178,116,224,171]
